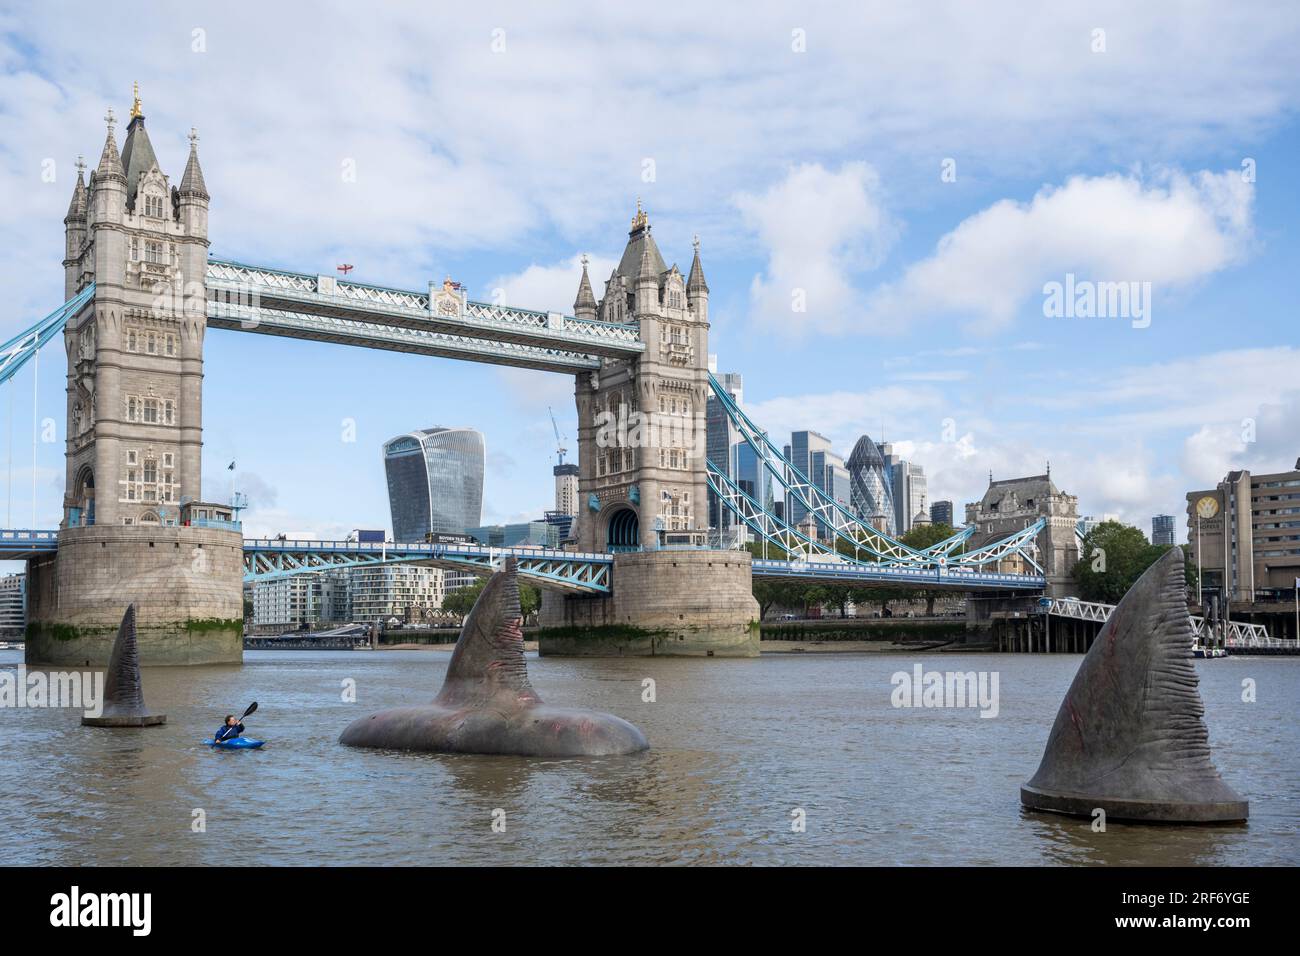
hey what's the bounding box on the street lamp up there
[1196,512,1202,607]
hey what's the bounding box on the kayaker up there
[214,715,244,742]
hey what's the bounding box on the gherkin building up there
[847,435,895,536]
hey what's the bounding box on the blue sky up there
[1,1,1297,550]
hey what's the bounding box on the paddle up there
[216,701,258,742]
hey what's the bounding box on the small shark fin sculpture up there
[1021,547,1246,822]
[83,603,166,727]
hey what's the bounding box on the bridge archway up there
[605,507,639,553]
[72,466,95,527]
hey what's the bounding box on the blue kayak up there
[205,737,265,749]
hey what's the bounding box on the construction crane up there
[548,407,568,466]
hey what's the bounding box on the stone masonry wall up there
[26,524,244,665]
[538,549,760,657]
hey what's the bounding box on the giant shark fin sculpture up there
[82,603,166,727]
[340,559,648,756]
[1021,547,1247,823]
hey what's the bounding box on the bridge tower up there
[540,205,760,656]
[965,471,1080,596]
[26,91,244,666]
[959,470,1080,645]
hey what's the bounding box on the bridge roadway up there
[750,557,1044,591]
[205,258,645,373]
[244,537,613,593]
[1,529,1047,596]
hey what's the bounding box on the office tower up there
[0,573,24,637]
[1151,514,1175,546]
[732,440,774,514]
[553,462,579,517]
[383,427,485,541]
[930,500,954,527]
[1186,465,1300,602]
[847,435,896,535]
[384,426,484,593]
[907,465,928,530]
[875,441,926,534]
[705,364,743,530]
[787,430,834,530]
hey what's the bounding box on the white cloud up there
[863,169,1254,333]
[1038,347,1300,433]
[239,507,355,541]
[888,370,970,383]
[7,3,1295,324]
[736,162,895,335]
[744,384,947,447]
[1181,393,1300,487]
[486,253,619,315]
[2,5,1296,537]
[865,428,1183,539]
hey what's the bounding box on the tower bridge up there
[2,93,1060,664]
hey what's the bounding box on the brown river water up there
[0,648,1295,866]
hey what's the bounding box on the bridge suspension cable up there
[0,285,93,531]
[0,284,94,387]
[707,372,930,561]
[707,372,1037,570]
[707,460,849,563]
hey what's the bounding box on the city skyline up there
[1,7,1298,550]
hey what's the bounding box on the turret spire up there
[573,253,597,319]
[96,107,125,180]
[65,156,88,220]
[686,233,709,294]
[637,236,656,279]
[179,126,209,199]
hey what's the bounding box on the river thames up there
[1,648,1295,866]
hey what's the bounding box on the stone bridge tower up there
[570,203,711,553]
[539,205,759,656]
[965,470,1080,597]
[26,90,244,666]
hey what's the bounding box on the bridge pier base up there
[537,550,760,657]
[25,526,245,666]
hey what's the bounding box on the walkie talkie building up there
[383,427,485,543]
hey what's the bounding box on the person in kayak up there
[214,715,245,742]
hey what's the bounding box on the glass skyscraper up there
[1152,514,1175,546]
[847,435,895,536]
[930,500,955,527]
[786,430,834,529]
[732,440,774,514]
[706,365,743,530]
[383,427,485,542]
